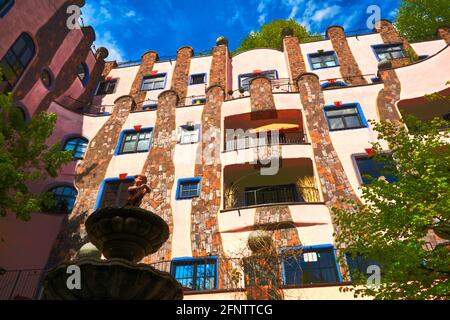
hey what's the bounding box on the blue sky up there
[82,0,400,62]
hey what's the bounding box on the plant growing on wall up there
[233,19,321,55]
[0,72,73,221]
[334,116,450,300]
[395,0,450,42]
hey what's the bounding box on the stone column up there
[296,73,359,211]
[129,51,159,110]
[140,90,178,264]
[326,26,367,85]
[437,27,450,44]
[189,37,230,288]
[374,19,417,68]
[376,61,403,125]
[249,76,302,249]
[282,28,307,90]
[45,95,136,267]
[171,46,194,106]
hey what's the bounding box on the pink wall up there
[0,213,65,270]
[0,0,66,56]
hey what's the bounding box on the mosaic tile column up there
[190,39,230,289]
[171,46,193,106]
[326,26,367,85]
[282,29,307,90]
[140,90,178,264]
[375,19,417,68]
[376,67,402,125]
[129,51,158,110]
[296,73,360,212]
[249,77,302,249]
[46,95,136,267]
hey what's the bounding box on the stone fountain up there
[44,176,183,300]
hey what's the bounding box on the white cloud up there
[311,5,341,22]
[125,10,136,18]
[94,31,124,62]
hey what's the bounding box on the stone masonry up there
[327,26,367,85]
[190,40,230,288]
[129,51,158,110]
[46,95,136,267]
[140,90,178,264]
[171,46,194,106]
[282,35,307,90]
[249,77,302,250]
[375,19,417,68]
[376,68,402,125]
[296,73,360,211]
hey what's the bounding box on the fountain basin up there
[44,257,183,300]
[86,207,169,263]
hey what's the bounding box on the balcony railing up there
[225,132,307,152]
[224,184,320,209]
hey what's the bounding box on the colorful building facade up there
[0,0,449,300]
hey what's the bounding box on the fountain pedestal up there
[44,207,183,300]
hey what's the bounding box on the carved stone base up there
[44,258,183,300]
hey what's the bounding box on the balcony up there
[223,158,321,210]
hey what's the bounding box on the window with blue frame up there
[140,74,166,91]
[238,70,278,91]
[0,0,14,17]
[142,104,157,111]
[373,43,406,61]
[189,73,207,85]
[177,178,201,200]
[77,63,89,86]
[171,257,218,291]
[0,32,35,90]
[320,80,347,89]
[64,137,88,160]
[97,178,134,208]
[324,103,367,131]
[354,155,399,185]
[45,186,78,214]
[117,128,153,155]
[192,98,206,105]
[282,246,340,286]
[308,51,339,70]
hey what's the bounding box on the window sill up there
[115,150,150,156]
[176,196,200,201]
[329,126,367,132]
[311,65,340,71]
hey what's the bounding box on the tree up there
[395,0,450,42]
[334,116,450,300]
[0,78,73,221]
[233,19,321,55]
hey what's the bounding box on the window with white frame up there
[238,70,277,91]
[373,44,406,61]
[308,51,339,70]
[140,74,166,91]
[179,124,200,144]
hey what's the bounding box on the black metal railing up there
[225,185,320,209]
[225,132,307,151]
[0,269,43,300]
[81,104,115,116]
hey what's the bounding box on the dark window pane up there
[356,156,399,185]
[64,137,88,160]
[172,258,217,291]
[46,186,78,214]
[283,247,340,286]
[190,74,206,85]
[100,179,134,208]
